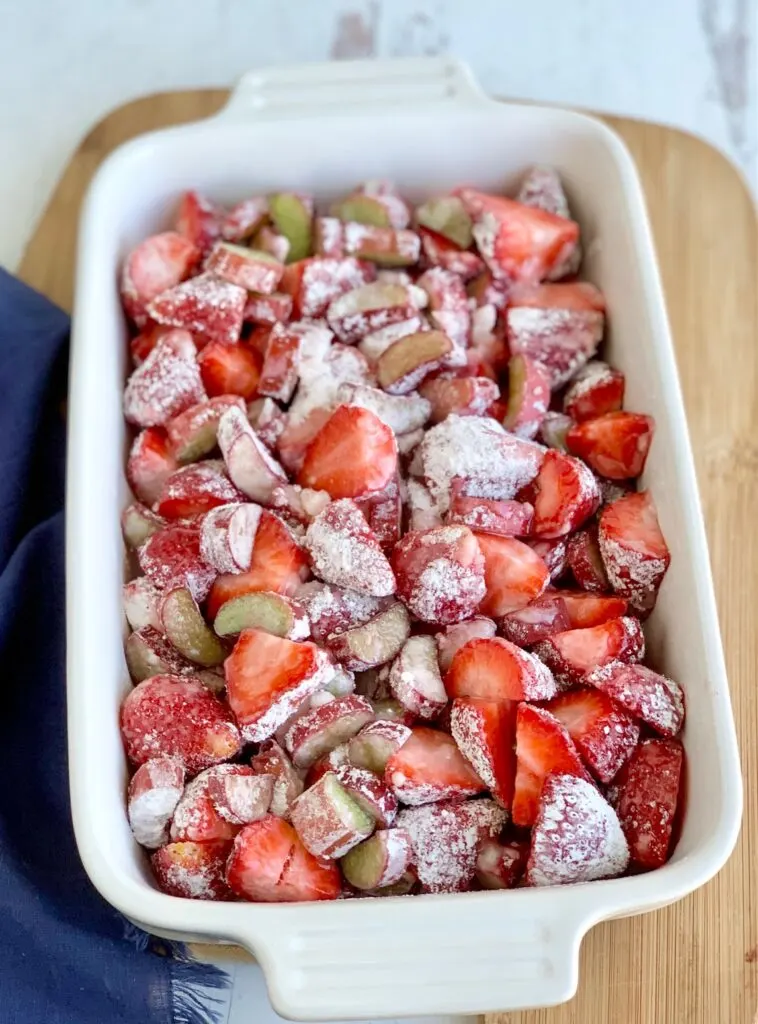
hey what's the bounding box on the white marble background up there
[1,0,755,1020]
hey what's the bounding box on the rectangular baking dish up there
[67,57,742,1020]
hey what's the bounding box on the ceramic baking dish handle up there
[234,895,593,1019]
[217,57,490,122]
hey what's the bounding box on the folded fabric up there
[0,269,230,1024]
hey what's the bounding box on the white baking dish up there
[67,57,742,1020]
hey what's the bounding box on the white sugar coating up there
[598,532,668,610]
[299,581,386,640]
[563,360,616,405]
[431,309,470,355]
[517,165,571,218]
[343,221,420,263]
[389,635,446,719]
[450,702,498,792]
[376,828,412,885]
[507,307,604,388]
[169,768,216,840]
[299,258,371,317]
[217,406,287,499]
[305,499,396,598]
[147,273,246,338]
[127,755,185,848]
[159,459,239,505]
[123,577,162,632]
[200,501,259,575]
[242,648,334,743]
[530,537,568,581]
[337,381,431,435]
[157,847,224,899]
[288,337,370,429]
[221,196,268,240]
[397,800,506,892]
[408,555,485,625]
[527,774,629,887]
[315,216,344,255]
[406,479,442,532]
[587,662,685,736]
[470,303,498,346]
[419,416,544,513]
[123,331,206,427]
[211,773,274,825]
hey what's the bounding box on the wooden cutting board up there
[18,90,758,1024]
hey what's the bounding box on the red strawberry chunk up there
[598,490,670,614]
[566,524,609,592]
[127,427,178,505]
[170,766,240,843]
[121,232,200,327]
[566,412,655,480]
[121,674,241,774]
[503,353,551,439]
[475,837,529,889]
[299,405,397,500]
[258,323,302,403]
[176,190,223,255]
[450,698,517,808]
[130,322,179,367]
[435,616,497,672]
[124,330,206,428]
[586,661,685,737]
[197,339,262,399]
[545,688,640,783]
[148,274,246,346]
[304,498,395,597]
[556,589,628,629]
[392,525,486,625]
[152,840,233,900]
[243,292,294,325]
[298,581,389,645]
[155,461,243,519]
[526,773,629,886]
[138,525,216,603]
[613,738,684,869]
[250,740,304,819]
[419,376,499,424]
[526,536,568,581]
[385,726,486,805]
[281,257,376,319]
[224,628,332,742]
[500,592,571,646]
[563,360,624,421]
[475,533,549,616]
[354,476,402,550]
[206,243,283,294]
[530,449,600,538]
[512,703,588,827]
[127,754,185,848]
[220,196,268,242]
[533,616,645,687]
[418,226,484,279]
[509,282,605,312]
[446,635,556,702]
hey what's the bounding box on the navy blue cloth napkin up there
[0,269,229,1024]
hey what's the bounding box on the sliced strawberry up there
[129,322,178,366]
[459,190,579,284]
[281,257,375,319]
[566,412,655,480]
[566,524,609,592]
[250,740,304,819]
[450,698,517,808]
[512,703,587,827]
[475,533,549,616]
[545,688,640,783]
[435,616,497,672]
[206,243,284,294]
[418,226,484,279]
[419,376,499,424]
[304,498,395,597]
[175,190,223,254]
[152,840,233,900]
[121,232,199,326]
[563,360,624,421]
[298,405,397,500]
[475,837,530,889]
[277,408,333,475]
[500,592,571,646]
[525,773,629,886]
[220,196,268,242]
[278,826,343,900]
[445,635,556,702]
[127,427,178,505]
[243,292,294,325]
[392,524,486,625]
[598,490,670,614]
[613,738,684,869]
[155,461,242,519]
[206,510,309,618]
[531,449,601,539]
[556,589,628,629]
[503,353,551,439]
[170,767,240,843]
[533,616,645,687]
[384,726,486,806]
[197,338,262,399]
[224,628,332,742]
[138,524,216,602]
[586,661,685,737]
[526,536,568,581]
[124,330,206,428]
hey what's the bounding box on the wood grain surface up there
[18,90,758,1024]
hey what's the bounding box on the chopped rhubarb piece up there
[598,490,670,614]
[291,772,375,858]
[298,581,389,645]
[337,381,430,435]
[349,181,411,229]
[508,281,605,312]
[159,586,225,667]
[250,740,304,819]
[282,256,375,319]
[127,754,186,848]
[435,616,497,672]
[397,799,506,893]
[526,774,629,886]
[517,166,571,219]
[226,816,341,901]
[268,192,313,263]
[586,661,685,737]
[500,592,571,646]
[557,589,629,629]
[206,243,283,294]
[385,726,486,806]
[503,353,551,440]
[148,274,246,345]
[249,400,288,453]
[221,196,268,242]
[545,687,640,783]
[121,674,241,774]
[446,635,556,702]
[331,193,391,229]
[388,635,447,720]
[206,510,309,618]
[175,190,223,255]
[197,339,262,400]
[563,361,625,421]
[354,476,402,550]
[526,536,568,582]
[305,744,351,788]
[418,226,484,279]
[217,405,287,502]
[252,224,291,263]
[121,232,199,327]
[334,765,398,826]
[126,427,178,505]
[415,195,473,248]
[124,330,206,428]
[326,282,421,344]
[450,697,517,808]
[138,525,216,603]
[406,479,442,532]
[214,591,309,641]
[199,502,262,575]
[342,222,420,267]
[123,577,162,633]
[244,291,294,325]
[313,217,346,257]
[166,396,245,463]
[124,626,195,682]
[152,840,232,900]
[170,766,242,843]
[304,498,396,597]
[392,525,486,625]
[566,525,609,592]
[358,315,426,361]
[419,376,499,424]
[326,601,411,671]
[155,461,243,519]
[613,738,684,869]
[205,767,273,826]
[299,404,397,500]
[538,411,573,452]
[376,330,453,395]
[475,838,529,889]
[348,720,411,774]
[257,322,302,403]
[512,703,587,827]
[530,449,600,539]
[476,533,549,616]
[341,828,411,890]
[416,267,470,355]
[533,616,645,687]
[284,694,374,768]
[448,491,534,538]
[224,629,332,743]
[567,412,655,480]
